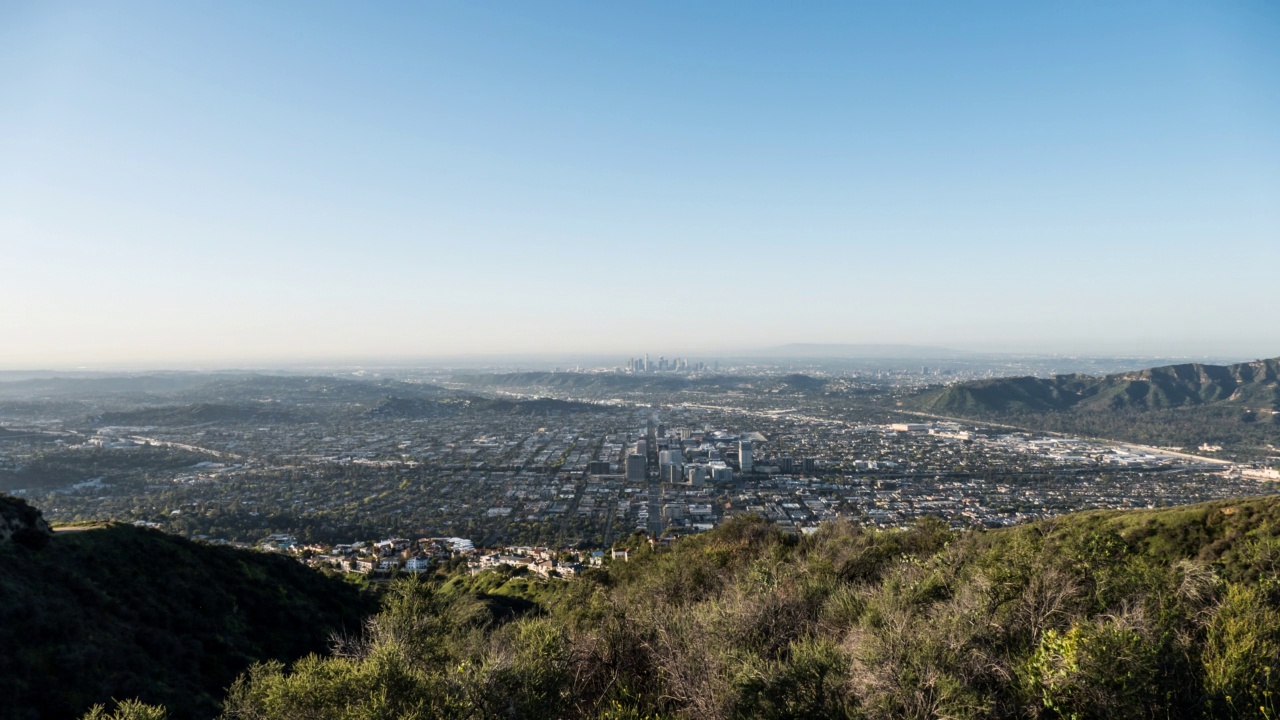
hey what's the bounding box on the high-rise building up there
[662,462,684,484]
[709,462,733,483]
[626,453,647,483]
[685,465,706,487]
[738,440,753,473]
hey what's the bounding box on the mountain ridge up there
[910,356,1280,415]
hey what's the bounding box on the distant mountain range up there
[367,395,606,419]
[909,357,1280,415]
[93,402,300,426]
[0,373,450,405]
[452,371,837,395]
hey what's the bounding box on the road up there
[127,435,244,461]
[646,421,664,536]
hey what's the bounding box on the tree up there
[80,699,168,720]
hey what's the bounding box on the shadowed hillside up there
[0,495,375,720]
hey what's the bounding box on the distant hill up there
[92,402,299,426]
[0,444,221,493]
[0,495,374,720]
[0,427,61,443]
[0,373,450,409]
[366,396,460,419]
[905,357,1280,457]
[453,372,831,396]
[367,394,606,420]
[173,375,448,406]
[0,374,230,399]
[777,373,830,393]
[910,357,1280,415]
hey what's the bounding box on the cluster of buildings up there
[289,534,474,574]
[271,531,597,580]
[624,354,706,374]
[3,371,1277,549]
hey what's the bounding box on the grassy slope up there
[961,494,1280,579]
[9,494,1280,720]
[214,494,1280,720]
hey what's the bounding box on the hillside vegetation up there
[0,445,221,493]
[912,358,1280,414]
[367,395,606,420]
[907,357,1280,457]
[93,403,299,427]
[95,494,1280,720]
[0,495,374,720]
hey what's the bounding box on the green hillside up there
[905,357,1280,457]
[93,494,1280,720]
[15,490,1280,720]
[912,358,1280,415]
[0,495,375,720]
[93,402,299,426]
[367,395,607,419]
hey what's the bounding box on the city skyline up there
[3,1,1279,367]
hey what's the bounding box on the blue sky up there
[2,1,1278,367]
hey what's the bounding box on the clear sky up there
[2,1,1278,368]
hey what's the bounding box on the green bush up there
[1023,617,1162,719]
[1203,584,1280,719]
[29,496,1280,720]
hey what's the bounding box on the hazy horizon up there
[0,344,1271,375]
[1,344,1278,373]
[4,2,1278,367]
